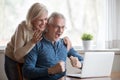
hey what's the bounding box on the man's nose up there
[58,27,64,33]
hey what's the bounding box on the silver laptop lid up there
[81,52,114,78]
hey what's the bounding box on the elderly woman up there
[4,3,48,80]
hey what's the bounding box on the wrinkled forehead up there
[51,17,65,26]
[55,18,65,24]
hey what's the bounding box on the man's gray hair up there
[48,12,65,24]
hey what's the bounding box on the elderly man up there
[22,12,83,80]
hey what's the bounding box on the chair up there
[17,63,23,80]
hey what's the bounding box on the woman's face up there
[32,13,48,31]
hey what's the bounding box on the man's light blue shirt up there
[23,37,83,80]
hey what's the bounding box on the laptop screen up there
[67,52,114,78]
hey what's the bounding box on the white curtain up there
[65,0,103,47]
[0,0,102,47]
[1,0,119,49]
[105,0,120,49]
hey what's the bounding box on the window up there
[0,0,108,49]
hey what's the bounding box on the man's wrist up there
[48,68,54,75]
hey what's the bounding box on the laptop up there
[67,52,115,78]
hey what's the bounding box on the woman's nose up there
[42,20,47,25]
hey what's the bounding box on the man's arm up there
[22,45,49,79]
[68,48,83,61]
[68,48,84,68]
[23,44,66,79]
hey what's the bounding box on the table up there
[66,72,120,80]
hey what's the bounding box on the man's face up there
[48,18,65,41]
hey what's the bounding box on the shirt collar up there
[43,35,60,45]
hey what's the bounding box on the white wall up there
[0,52,7,80]
[116,0,120,39]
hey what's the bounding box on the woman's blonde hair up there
[26,3,48,29]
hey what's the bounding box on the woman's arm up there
[13,25,35,62]
[13,24,42,62]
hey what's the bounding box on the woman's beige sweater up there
[5,21,35,63]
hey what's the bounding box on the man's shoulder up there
[57,38,68,49]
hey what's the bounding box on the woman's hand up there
[31,30,43,43]
[63,36,72,51]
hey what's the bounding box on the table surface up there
[66,72,120,80]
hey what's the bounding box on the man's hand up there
[48,61,65,75]
[69,56,82,68]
